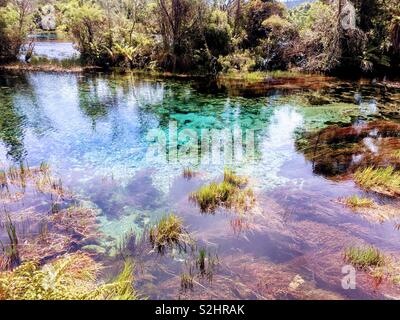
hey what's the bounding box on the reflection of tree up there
[77,76,116,128]
[0,93,26,161]
[0,73,31,161]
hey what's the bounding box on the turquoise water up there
[1,71,400,299]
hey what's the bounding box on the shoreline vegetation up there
[1,0,399,79]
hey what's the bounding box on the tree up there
[0,0,34,62]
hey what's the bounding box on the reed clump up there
[149,214,191,254]
[0,253,137,300]
[0,215,20,270]
[344,246,385,270]
[190,169,255,213]
[354,166,400,196]
[392,150,400,159]
[343,195,375,209]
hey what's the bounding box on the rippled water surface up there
[1,71,400,299]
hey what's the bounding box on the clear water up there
[21,33,80,61]
[1,71,400,299]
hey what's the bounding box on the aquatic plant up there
[392,150,400,159]
[149,214,191,254]
[344,246,385,270]
[180,272,194,292]
[191,182,236,213]
[183,168,196,180]
[343,195,375,209]
[0,169,7,190]
[0,215,20,270]
[0,253,137,300]
[223,168,248,187]
[354,166,400,196]
[190,169,254,213]
[196,248,219,282]
[197,248,207,273]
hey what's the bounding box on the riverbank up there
[0,62,101,73]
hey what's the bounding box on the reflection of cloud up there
[363,137,378,154]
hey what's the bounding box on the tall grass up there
[0,253,137,300]
[354,166,400,196]
[0,215,20,270]
[149,214,191,254]
[343,195,375,209]
[392,150,400,159]
[190,169,254,213]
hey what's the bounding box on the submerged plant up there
[392,150,400,159]
[0,253,137,300]
[354,166,400,196]
[180,272,194,292]
[196,248,219,282]
[149,214,191,254]
[343,195,375,209]
[344,246,385,270]
[0,215,20,270]
[190,169,254,213]
[183,168,196,180]
[223,168,248,187]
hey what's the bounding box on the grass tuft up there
[0,253,137,300]
[223,168,248,187]
[354,166,400,196]
[344,246,385,270]
[0,215,20,270]
[343,195,375,209]
[190,169,254,213]
[392,150,400,159]
[149,214,190,254]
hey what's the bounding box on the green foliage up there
[0,0,34,62]
[354,166,400,196]
[345,246,385,270]
[1,0,398,74]
[0,253,137,300]
[61,0,107,64]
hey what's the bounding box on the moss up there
[354,166,400,196]
[344,246,385,270]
